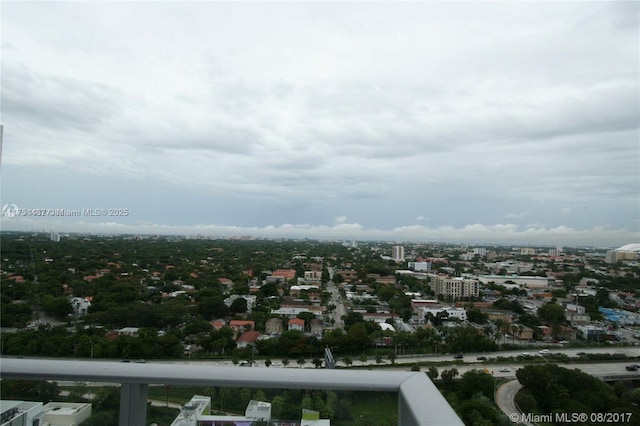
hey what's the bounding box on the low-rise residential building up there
[229,320,255,337]
[310,318,324,336]
[288,318,305,332]
[271,305,324,318]
[1,400,92,426]
[70,296,91,317]
[265,317,283,335]
[224,294,257,312]
[422,306,468,322]
[478,274,555,288]
[236,331,260,349]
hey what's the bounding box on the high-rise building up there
[473,248,487,256]
[391,245,405,262]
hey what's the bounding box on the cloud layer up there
[1,2,638,246]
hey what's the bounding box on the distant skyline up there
[1,2,638,247]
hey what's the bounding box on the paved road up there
[495,380,533,426]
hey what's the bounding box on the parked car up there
[577,352,586,356]
[626,365,638,371]
[476,356,487,361]
[453,354,463,359]
[539,349,550,355]
[499,367,510,372]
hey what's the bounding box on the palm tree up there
[511,324,519,344]
[517,325,525,346]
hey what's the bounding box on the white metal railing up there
[0,358,463,425]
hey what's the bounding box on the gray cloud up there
[1,1,637,246]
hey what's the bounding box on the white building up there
[70,297,91,317]
[171,395,274,426]
[478,275,555,288]
[224,294,256,313]
[422,306,468,321]
[1,400,91,426]
[408,261,431,271]
[271,306,323,318]
[245,400,272,421]
[473,248,487,256]
[391,245,405,262]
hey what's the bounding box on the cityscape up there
[1,231,639,425]
[1,1,639,425]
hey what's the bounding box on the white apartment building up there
[473,248,487,256]
[422,306,468,321]
[391,245,405,262]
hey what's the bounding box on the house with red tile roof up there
[236,331,260,349]
[230,320,255,337]
[271,269,296,280]
[288,318,305,332]
[211,319,226,330]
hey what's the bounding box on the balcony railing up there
[0,358,464,425]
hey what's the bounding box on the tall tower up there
[392,245,405,262]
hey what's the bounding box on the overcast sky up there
[1,1,638,247]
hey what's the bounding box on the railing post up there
[119,383,149,426]
[398,373,463,426]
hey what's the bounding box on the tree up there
[198,296,229,320]
[467,308,489,324]
[342,355,353,367]
[42,295,73,320]
[312,357,323,368]
[229,297,248,314]
[0,380,59,402]
[458,369,494,401]
[359,353,368,365]
[388,352,396,364]
[282,357,289,368]
[537,302,566,324]
[427,366,439,381]
[297,356,305,368]
[441,368,459,387]
[264,358,272,368]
